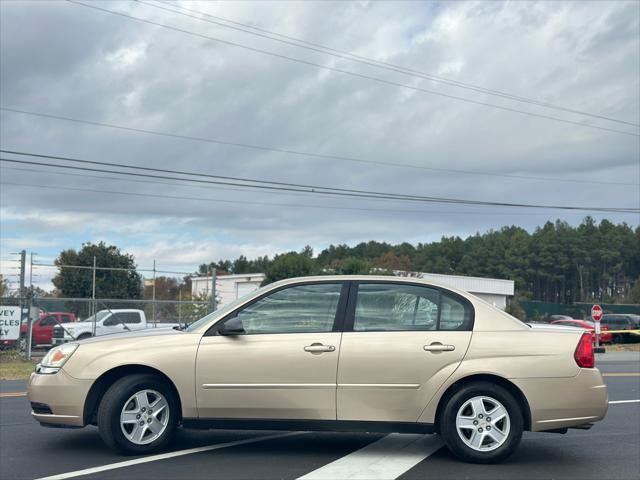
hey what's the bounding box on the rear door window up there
[352,283,473,332]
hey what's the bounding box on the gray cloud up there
[1,0,638,276]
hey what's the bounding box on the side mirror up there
[219,316,245,336]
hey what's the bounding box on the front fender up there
[62,332,202,417]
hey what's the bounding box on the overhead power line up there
[67,0,639,137]
[0,180,622,217]
[1,151,638,213]
[2,108,638,187]
[0,165,611,217]
[141,0,638,128]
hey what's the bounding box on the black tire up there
[440,382,523,464]
[76,333,92,341]
[97,374,178,454]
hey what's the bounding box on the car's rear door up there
[337,281,473,422]
[195,281,348,420]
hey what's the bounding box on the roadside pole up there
[18,250,26,349]
[210,268,217,313]
[92,256,97,336]
[152,260,156,324]
[25,253,34,361]
[18,250,26,297]
[592,304,604,354]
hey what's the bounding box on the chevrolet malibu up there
[28,276,608,463]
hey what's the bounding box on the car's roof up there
[270,275,473,297]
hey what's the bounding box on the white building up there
[395,271,515,310]
[191,271,514,311]
[191,273,265,308]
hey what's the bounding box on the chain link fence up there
[0,296,210,358]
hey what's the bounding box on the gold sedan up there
[28,276,608,463]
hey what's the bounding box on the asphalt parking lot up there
[1,352,638,480]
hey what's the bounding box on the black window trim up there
[204,280,351,337]
[342,280,475,333]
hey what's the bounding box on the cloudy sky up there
[1,0,639,290]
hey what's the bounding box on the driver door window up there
[232,283,342,334]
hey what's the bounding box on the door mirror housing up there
[219,316,245,336]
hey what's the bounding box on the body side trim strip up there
[202,383,334,389]
[202,383,421,390]
[338,383,421,389]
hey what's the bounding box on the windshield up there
[81,311,109,323]
[185,286,268,332]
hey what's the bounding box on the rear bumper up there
[27,369,92,427]
[512,368,608,432]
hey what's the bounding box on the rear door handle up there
[423,343,455,352]
[304,343,336,353]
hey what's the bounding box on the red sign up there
[591,304,603,322]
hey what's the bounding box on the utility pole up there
[210,267,217,313]
[18,250,26,297]
[17,251,27,348]
[152,260,156,324]
[25,253,34,360]
[92,256,97,336]
[178,288,182,327]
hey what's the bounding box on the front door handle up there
[423,342,455,352]
[304,343,336,353]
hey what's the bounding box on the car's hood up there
[78,327,182,344]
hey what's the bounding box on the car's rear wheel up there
[97,374,178,454]
[440,382,523,463]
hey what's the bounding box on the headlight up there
[36,344,78,374]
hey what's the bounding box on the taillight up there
[574,332,595,368]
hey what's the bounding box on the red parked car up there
[550,319,612,344]
[21,312,77,347]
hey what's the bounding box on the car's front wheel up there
[97,374,178,454]
[440,382,523,463]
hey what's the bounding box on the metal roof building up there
[395,271,515,310]
[191,273,265,307]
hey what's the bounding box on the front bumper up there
[27,369,92,427]
[512,368,608,431]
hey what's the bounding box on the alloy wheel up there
[455,395,510,452]
[120,389,170,445]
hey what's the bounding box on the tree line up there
[200,218,640,304]
[6,217,637,306]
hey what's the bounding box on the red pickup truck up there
[21,312,77,346]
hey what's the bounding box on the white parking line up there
[35,432,302,480]
[609,399,640,404]
[297,433,443,480]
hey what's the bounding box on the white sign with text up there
[0,306,21,341]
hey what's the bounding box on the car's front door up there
[337,282,473,422]
[35,315,57,344]
[195,282,347,420]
